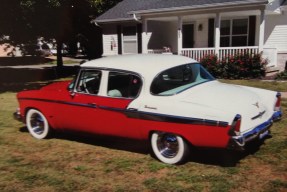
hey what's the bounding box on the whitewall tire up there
[26,109,50,139]
[151,132,189,164]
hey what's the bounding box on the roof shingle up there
[95,0,268,23]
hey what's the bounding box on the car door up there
[94,70,143,138]
[53,69,143,138]
[53,69,106,133]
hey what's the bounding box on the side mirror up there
[70,91,76,97]
[67,81,76,97]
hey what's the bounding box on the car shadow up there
[19,126,270,167]
[19,127,150,155]
[187,136,271,167]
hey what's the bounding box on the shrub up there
[275,71,287,80]
[201,53,267,79]
[200,54,221,77]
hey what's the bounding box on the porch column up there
[215,13,221,56]
[142,18,148,54]
[259,8,266,52]
[177,16,183,55]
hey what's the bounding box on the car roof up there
[81,54,198,78]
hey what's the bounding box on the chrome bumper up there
[227,110,282,151]
[13,112,23,122]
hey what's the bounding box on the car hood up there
[179,81,272,132]
[41,81,71,91]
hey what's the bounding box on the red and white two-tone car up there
[14,54,282,164]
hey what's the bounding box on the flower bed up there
[201,53,267,79]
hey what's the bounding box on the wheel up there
[26,109,50,139]
[151,132,189,164]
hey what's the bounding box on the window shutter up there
[117,25,122,54]
[137,24,142,53]
[248,16,256,46]
[208,18,215,47]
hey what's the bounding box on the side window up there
[76,70,102,95]
[107,72,142,98]
[151,65,194,95]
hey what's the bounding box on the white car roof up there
[81,54,198,78]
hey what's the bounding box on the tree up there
[0,0,122,67]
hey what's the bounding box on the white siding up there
[264,13,287,52]
[102,25,118,56]
[194,19,209,48]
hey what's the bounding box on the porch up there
[142,7,278,67]
[148,46,260,61]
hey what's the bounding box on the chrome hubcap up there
[30,113,45,135]
[157,133,179,158]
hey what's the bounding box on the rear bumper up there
[227,110,282,150]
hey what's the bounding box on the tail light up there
[274,93,281,111]
[228,114,242,136]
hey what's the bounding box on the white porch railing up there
[148,47,260,61]
[219,46,259,61]
[180,46,259,61]
[148,49,165,54]
[182,48,215,61]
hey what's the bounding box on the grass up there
[0,80,286,191]
[47,60,78,65]
[220,79,287,92]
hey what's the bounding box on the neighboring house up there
[93,0,287,71]
[0,43,22,57]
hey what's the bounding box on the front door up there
[53,69,143,139]
[182,24,194,48]
[53,69,108,133]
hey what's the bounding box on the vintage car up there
[14,54,282,164]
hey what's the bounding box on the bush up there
[201,53,267,79]
[275,71,287,80]
[200,54,221,77]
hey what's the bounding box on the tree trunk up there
[56,39,63,68]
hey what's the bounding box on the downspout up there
[133,13,141,23]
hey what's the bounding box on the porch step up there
[263,66,279,80]
[266,66,279,73]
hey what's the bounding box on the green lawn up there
[0,80,286,192]
[220,79,287,92]
[47,60,79,65]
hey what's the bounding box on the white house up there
[93,0,287,71]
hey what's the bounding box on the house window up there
[123,26,138,54]
[220,18,248,47]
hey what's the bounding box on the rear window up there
[151,63,214,96]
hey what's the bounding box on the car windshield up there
[151,63,215,96]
